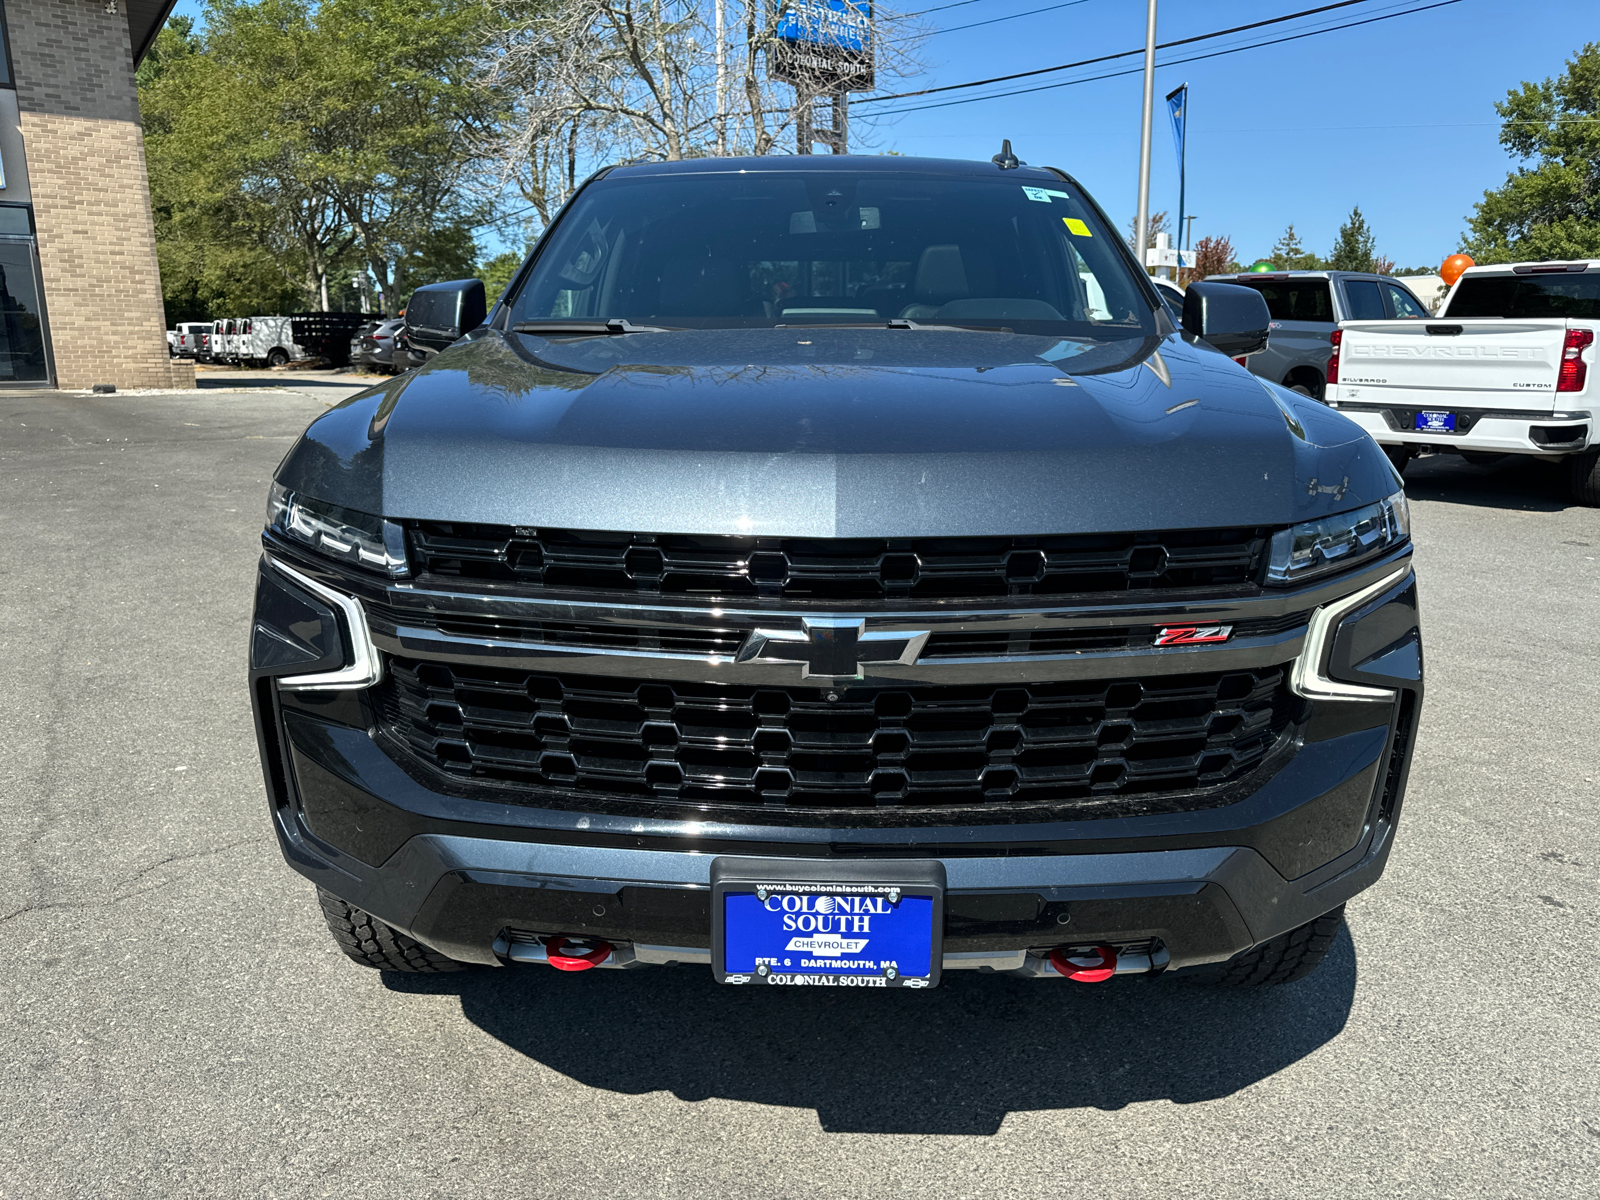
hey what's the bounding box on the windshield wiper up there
[772,319,1012,333]
[885,318,1011,333]
[512,318,674,336]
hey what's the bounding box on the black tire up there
[1185,906,1345,986]
[1383,445,1414,476]
[1566,448,1600,506]
[1289,383,1315,398]
[267,348,290,368]
[317,887,469,973]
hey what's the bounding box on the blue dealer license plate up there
[1415,410,1456,432]
[711,859,943,988]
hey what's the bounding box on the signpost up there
[769,1,874,154]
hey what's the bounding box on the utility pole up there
[1184,215,1197,250]
[715,0,727,155]
[1133,0,1158,276]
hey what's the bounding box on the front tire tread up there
[317,887,468,973]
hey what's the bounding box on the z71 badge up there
[1154,624,1234,646]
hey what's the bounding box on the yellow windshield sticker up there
[1063,217,1092,237]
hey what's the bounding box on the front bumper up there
[1332,402,1593,456]
[265,727,1408,974]
[250,549,1423,976]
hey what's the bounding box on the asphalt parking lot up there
[2,388,1597,1198]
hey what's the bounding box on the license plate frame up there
[711,857,944,989]
[1415,410,1457,433]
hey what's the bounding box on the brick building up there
[0,0,187,388]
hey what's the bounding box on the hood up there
[275,327,1397,538]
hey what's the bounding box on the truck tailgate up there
[1334,319,1568,413]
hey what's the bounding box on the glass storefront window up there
[0,237,50,381]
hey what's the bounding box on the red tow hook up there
[544,935,613,972]
[1049,944,1118,983]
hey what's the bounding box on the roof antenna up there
[992,139,1020,170]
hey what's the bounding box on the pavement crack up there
[112,836,264,895]
[2,838,267,925]
[0,900,81,925]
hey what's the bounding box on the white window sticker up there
[1022,186,1074,203]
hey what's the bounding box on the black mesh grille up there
[376,658,1295,813]
[1379,690,1419,823]
[407,523,1269,601]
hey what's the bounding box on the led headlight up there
[266,483,408,576]
[1267,490,1409,585]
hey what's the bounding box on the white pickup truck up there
[1326,259,1599,505]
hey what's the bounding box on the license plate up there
[711,857,943,988]
[1415,410,1456,432]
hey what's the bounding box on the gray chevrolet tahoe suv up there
[1224,270,1431,399]
[250,156,1421,992]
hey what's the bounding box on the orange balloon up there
[1441,254,1474,287]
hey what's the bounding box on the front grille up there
[377,657,1295,814]
[921,611,1307,659]
[369,605,745,658]
[407,523,1269,602]
[367,602,1306,660]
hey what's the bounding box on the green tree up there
[1269,224,1323,271]
[140,0,499,320]
[1328,206,1378,272]
[1463,42,1600,262]
[478,250,527,310]
[140,16,306,321]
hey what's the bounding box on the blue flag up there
[1166,84,1187,163]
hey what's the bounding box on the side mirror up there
[403,279,487,355]
[1181,281,1271,357]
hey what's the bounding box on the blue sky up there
[165,0,1590,269]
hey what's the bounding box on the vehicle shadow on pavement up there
[382,927,1357,1135]
[1401,454,1571,512]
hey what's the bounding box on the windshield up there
[505,170,1158,338]
[1446,272,1600,319]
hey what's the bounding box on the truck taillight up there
[1557,328,1594,393]
[1326,329,1342,385]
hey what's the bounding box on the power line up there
[931,0,1093,37]
[864,0,1464,117]
[901,0,986,17]
[856,0,1379,105]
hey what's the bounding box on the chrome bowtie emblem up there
[735,618,929,680]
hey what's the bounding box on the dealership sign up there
[769,0,874,91]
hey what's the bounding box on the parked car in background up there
[349,317,404,373]
[201,318,233,364]
[239,316,310,367]
[174,322,209,358]
[1218,271,1431,399]
[1326,259,1600,503]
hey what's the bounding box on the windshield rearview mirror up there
[404,279,487,353]
[1181,281,1270,358]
